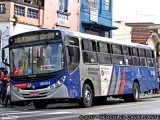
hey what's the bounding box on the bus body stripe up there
[119,68,126,94]
[114,67,121,95]
[108,67,116,95]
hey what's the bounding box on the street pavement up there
[0,93,160,120]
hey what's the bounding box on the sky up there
[113,0,160,24]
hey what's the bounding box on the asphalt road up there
[0,94,160,120]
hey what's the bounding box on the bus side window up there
[111,44,124,65]
[139,48,147,66]
[123,46,132,65]
[147,50,155,67]
[132,47,140,66]
[82,39,97,63]
[65,36,80,74]
[97,42,111,65]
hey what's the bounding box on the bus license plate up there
[30,92,39,96]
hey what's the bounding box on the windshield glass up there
[10,43,64,76]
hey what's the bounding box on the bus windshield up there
[10,42,64,76]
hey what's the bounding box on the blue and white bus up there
[2,29,159,109]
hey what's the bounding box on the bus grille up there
[21,86,49,90]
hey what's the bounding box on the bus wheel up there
[33,100,48,109]
[79,84,93,107]
[131,82,140,102]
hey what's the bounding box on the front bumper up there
[11,84,69,102]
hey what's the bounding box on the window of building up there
[24,0,31,3]
[14,5,25,16]
[0,4,6,14]
[28,8,39,19]
[88,0,98,8]
[58,0,68,13]
[105,0,110,10]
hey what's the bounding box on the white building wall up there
[13,24,39,35]
[112,21,132,42]
[0,22,40,68]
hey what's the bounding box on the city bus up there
[2,29,159,109]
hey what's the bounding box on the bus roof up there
[58,29,154,50]
[11,29,154,50]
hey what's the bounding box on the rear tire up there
[131,82,140,102]
[124,82,140,102]
[33,100,48,109]
[79,84,93,107]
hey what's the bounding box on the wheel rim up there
[134,85,139,99]
[84,88,92,104]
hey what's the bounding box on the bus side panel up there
[108,66,126,95]
[80,65,101,97]
[66,68,81,98]
[123,66,142,94]
[146,67,159,90]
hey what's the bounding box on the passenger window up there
[97,42,110,53]
[147,50,154,58]
[65,36,80,74]
[82,39,98,64]
[65,36,79,46]
[82,39,96,52]
[112,44,122,55]
[123,46,132,65]
[97,42,111,64]
[147,50,155,67]
[123,46,131,56]
[111,44,124,65]
[132,57,140,66]
[66,46,80,74]
[139,49,146,57]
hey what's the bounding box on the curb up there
[140,94,160,99]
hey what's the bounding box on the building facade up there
[80,0,117,37]
[0,0,80,67]
[112,21,132,42]
[126,22,154,44]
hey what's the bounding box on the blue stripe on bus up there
[107,66,158,96]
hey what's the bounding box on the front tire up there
[79,84,93,107]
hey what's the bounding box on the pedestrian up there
[0,80,2,103]
[0,70,4,102]
[1,70,8,104]
[5,81,12,107]
[2,78,8,105]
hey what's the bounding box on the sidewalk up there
[140,93,160,99]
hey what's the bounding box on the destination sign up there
[10,31,61,44]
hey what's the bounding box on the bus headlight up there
[12,85,20,92]
[52,76,66,88]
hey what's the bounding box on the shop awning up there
[82,21,118,30]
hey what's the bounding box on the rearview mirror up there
[2,46,10,66]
